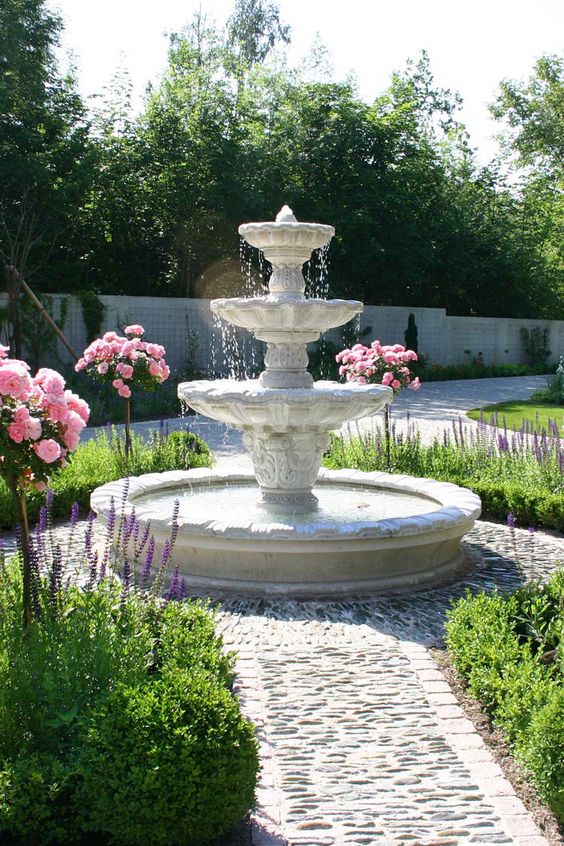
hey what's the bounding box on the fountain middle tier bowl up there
[177,379,393,431]
[210,296,363,339]
[91,468,482,597]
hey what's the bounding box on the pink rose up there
[97,362,109,375]
[391,379,401,391]
[75,358,87,372]
[112,378,124,389]
[382,371,394,386]
[66,409,86,434]
[0,362,33,399]
[146,343,164,359]
[64,391,90,423]
[117,384,132,398]
[121,364,134,379]
[8,422,25,443]
[408,377,421,391]
[34,439,61,464]
[149,361,160,377]
[0,344,9,358]
[124,324,144,336]
[64,429,80,451]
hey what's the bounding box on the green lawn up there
[467,400,564,436]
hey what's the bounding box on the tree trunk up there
[124,397,132,460]
[384,404,391,473]
[12,484,32,629]
[5,265,23,359]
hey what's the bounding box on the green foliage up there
[82,668,259,845]
[74,291,106,342]
[404,313,418,354]
[532,357,564,405]
[325,422,564,531]
[446,573,564,819]
[520,326,551,365]
[523,689,564,818]
[423,361,549,381]
[0,429,212,529]
[0,753,85,845]
[0,561,258,844]
[2,5,563,318]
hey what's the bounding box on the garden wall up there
[7,293,564,374]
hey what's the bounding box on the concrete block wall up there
[3,293,563,375]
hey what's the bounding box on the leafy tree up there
[492,54,563,178]
[491,55,564,315]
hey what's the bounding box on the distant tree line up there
[1,0,563,319]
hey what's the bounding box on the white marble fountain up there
[91,207,481,596]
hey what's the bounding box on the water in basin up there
[133,482,436,527]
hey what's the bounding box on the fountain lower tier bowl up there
[177,380,393,431]
[91,468,481,597]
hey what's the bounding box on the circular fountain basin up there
[91,468,481,597]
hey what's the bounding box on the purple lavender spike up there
[88,550,99,589]
[497,434,509,453]
[160,539,171,569]
[70,502,79,527]
[166,565,180,602]
[39,505,48,533]
[140,537,156,590]
[121,555,131,599]
[169,501,180,555]
[507,513,516,530]
[134,524,151,560]
[49,544,63,606]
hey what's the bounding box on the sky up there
[49,0,564,164]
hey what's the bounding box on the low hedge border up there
[446,574,564,821]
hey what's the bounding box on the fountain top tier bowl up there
[238,205,335,299]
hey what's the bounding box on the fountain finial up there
[275,205,297,223]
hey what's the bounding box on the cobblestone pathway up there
[215,520,563,846]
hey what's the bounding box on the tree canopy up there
[1,0,562,319]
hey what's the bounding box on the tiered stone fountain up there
[92,207,480,596]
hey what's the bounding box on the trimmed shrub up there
[0,754,84,846]
[0,558,258,845]
[520,688,564,818]
[82,669,259,846]
[446,574,564,822]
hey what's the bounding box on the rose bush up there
[75,325,170,456]
[75,325,170,399]
[0,345,89,625]
[336,340,421,470]
[336,340,421,393]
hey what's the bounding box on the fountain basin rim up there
[91,468,481,543]
[178,379,393,403]
[238,221,335,235]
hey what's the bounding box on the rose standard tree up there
[0,346,89,627]
[75,324,170,459]
[336,340,421,468]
